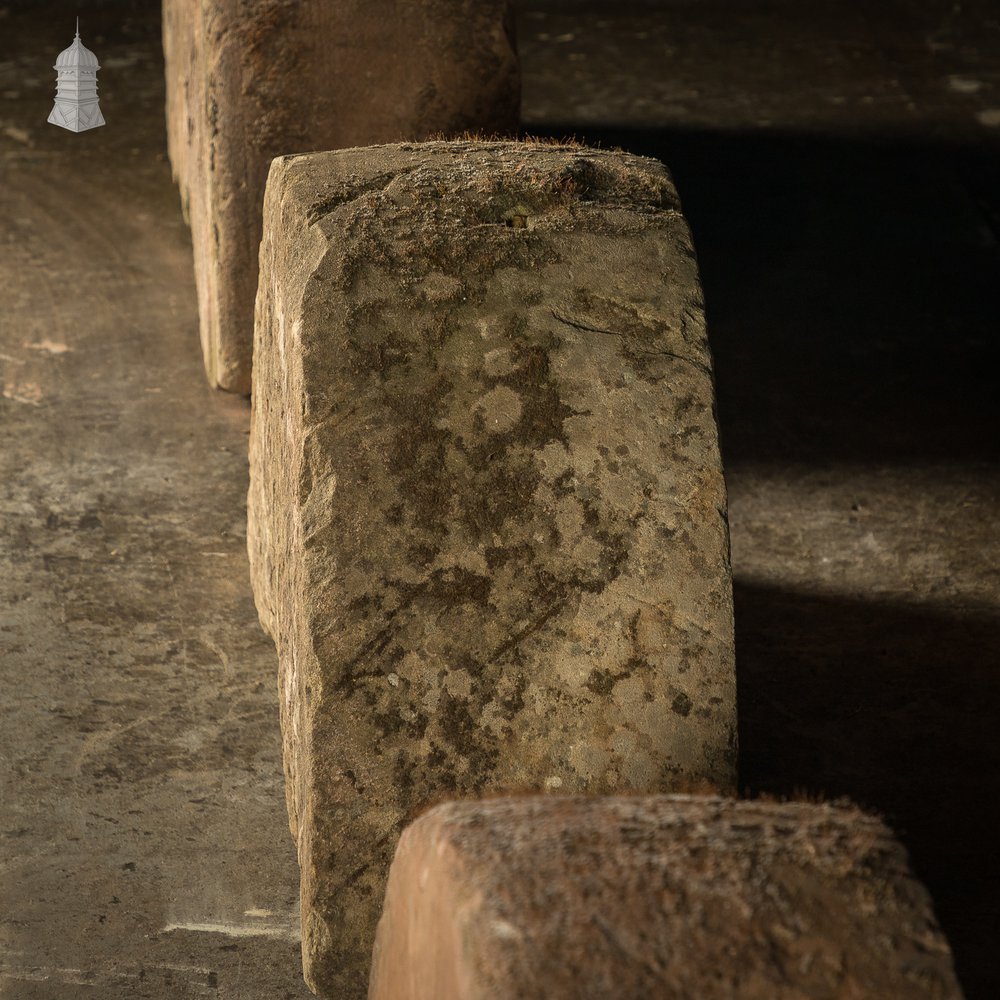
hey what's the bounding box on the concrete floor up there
[2,1,998,998]
[0,5,308,997]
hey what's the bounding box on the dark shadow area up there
[734,581,1000,999]
[526,124,1000,466]
[528,121,1000,996]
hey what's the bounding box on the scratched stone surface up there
[369,795,965,1000]
[248,140,737,997]
[162,0,520,395]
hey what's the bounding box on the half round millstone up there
[247,139,737,998]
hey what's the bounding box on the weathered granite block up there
[369,795,964,1000]
[162,0,199,223]
[162,0,520,395]
[247,140,736,997]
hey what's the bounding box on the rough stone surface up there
[369,795,965,1000]
[162,0,520,395]
[248,140,736,997]
[162,0,200,223]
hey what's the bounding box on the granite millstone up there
[247,140,737,997]
[369,795,965,1000]
[162,0,520,395]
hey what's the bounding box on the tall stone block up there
[248,140,736,997]
[370,796,965,1000]
[162,0,520,395]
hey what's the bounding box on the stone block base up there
[370,796,964,1000]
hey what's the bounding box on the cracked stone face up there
[247,140,736,998]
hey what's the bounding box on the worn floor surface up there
[2,1,998,998]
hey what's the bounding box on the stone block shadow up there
[735,581,1000,1000]
[527,123,1000,465]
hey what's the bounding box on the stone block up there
[247,140,736,997]
[162,0,520,394]
[370,795,965,1000]
[162,0,201,223]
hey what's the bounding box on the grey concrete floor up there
[2,1,999,998]
[0,7,309,998]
